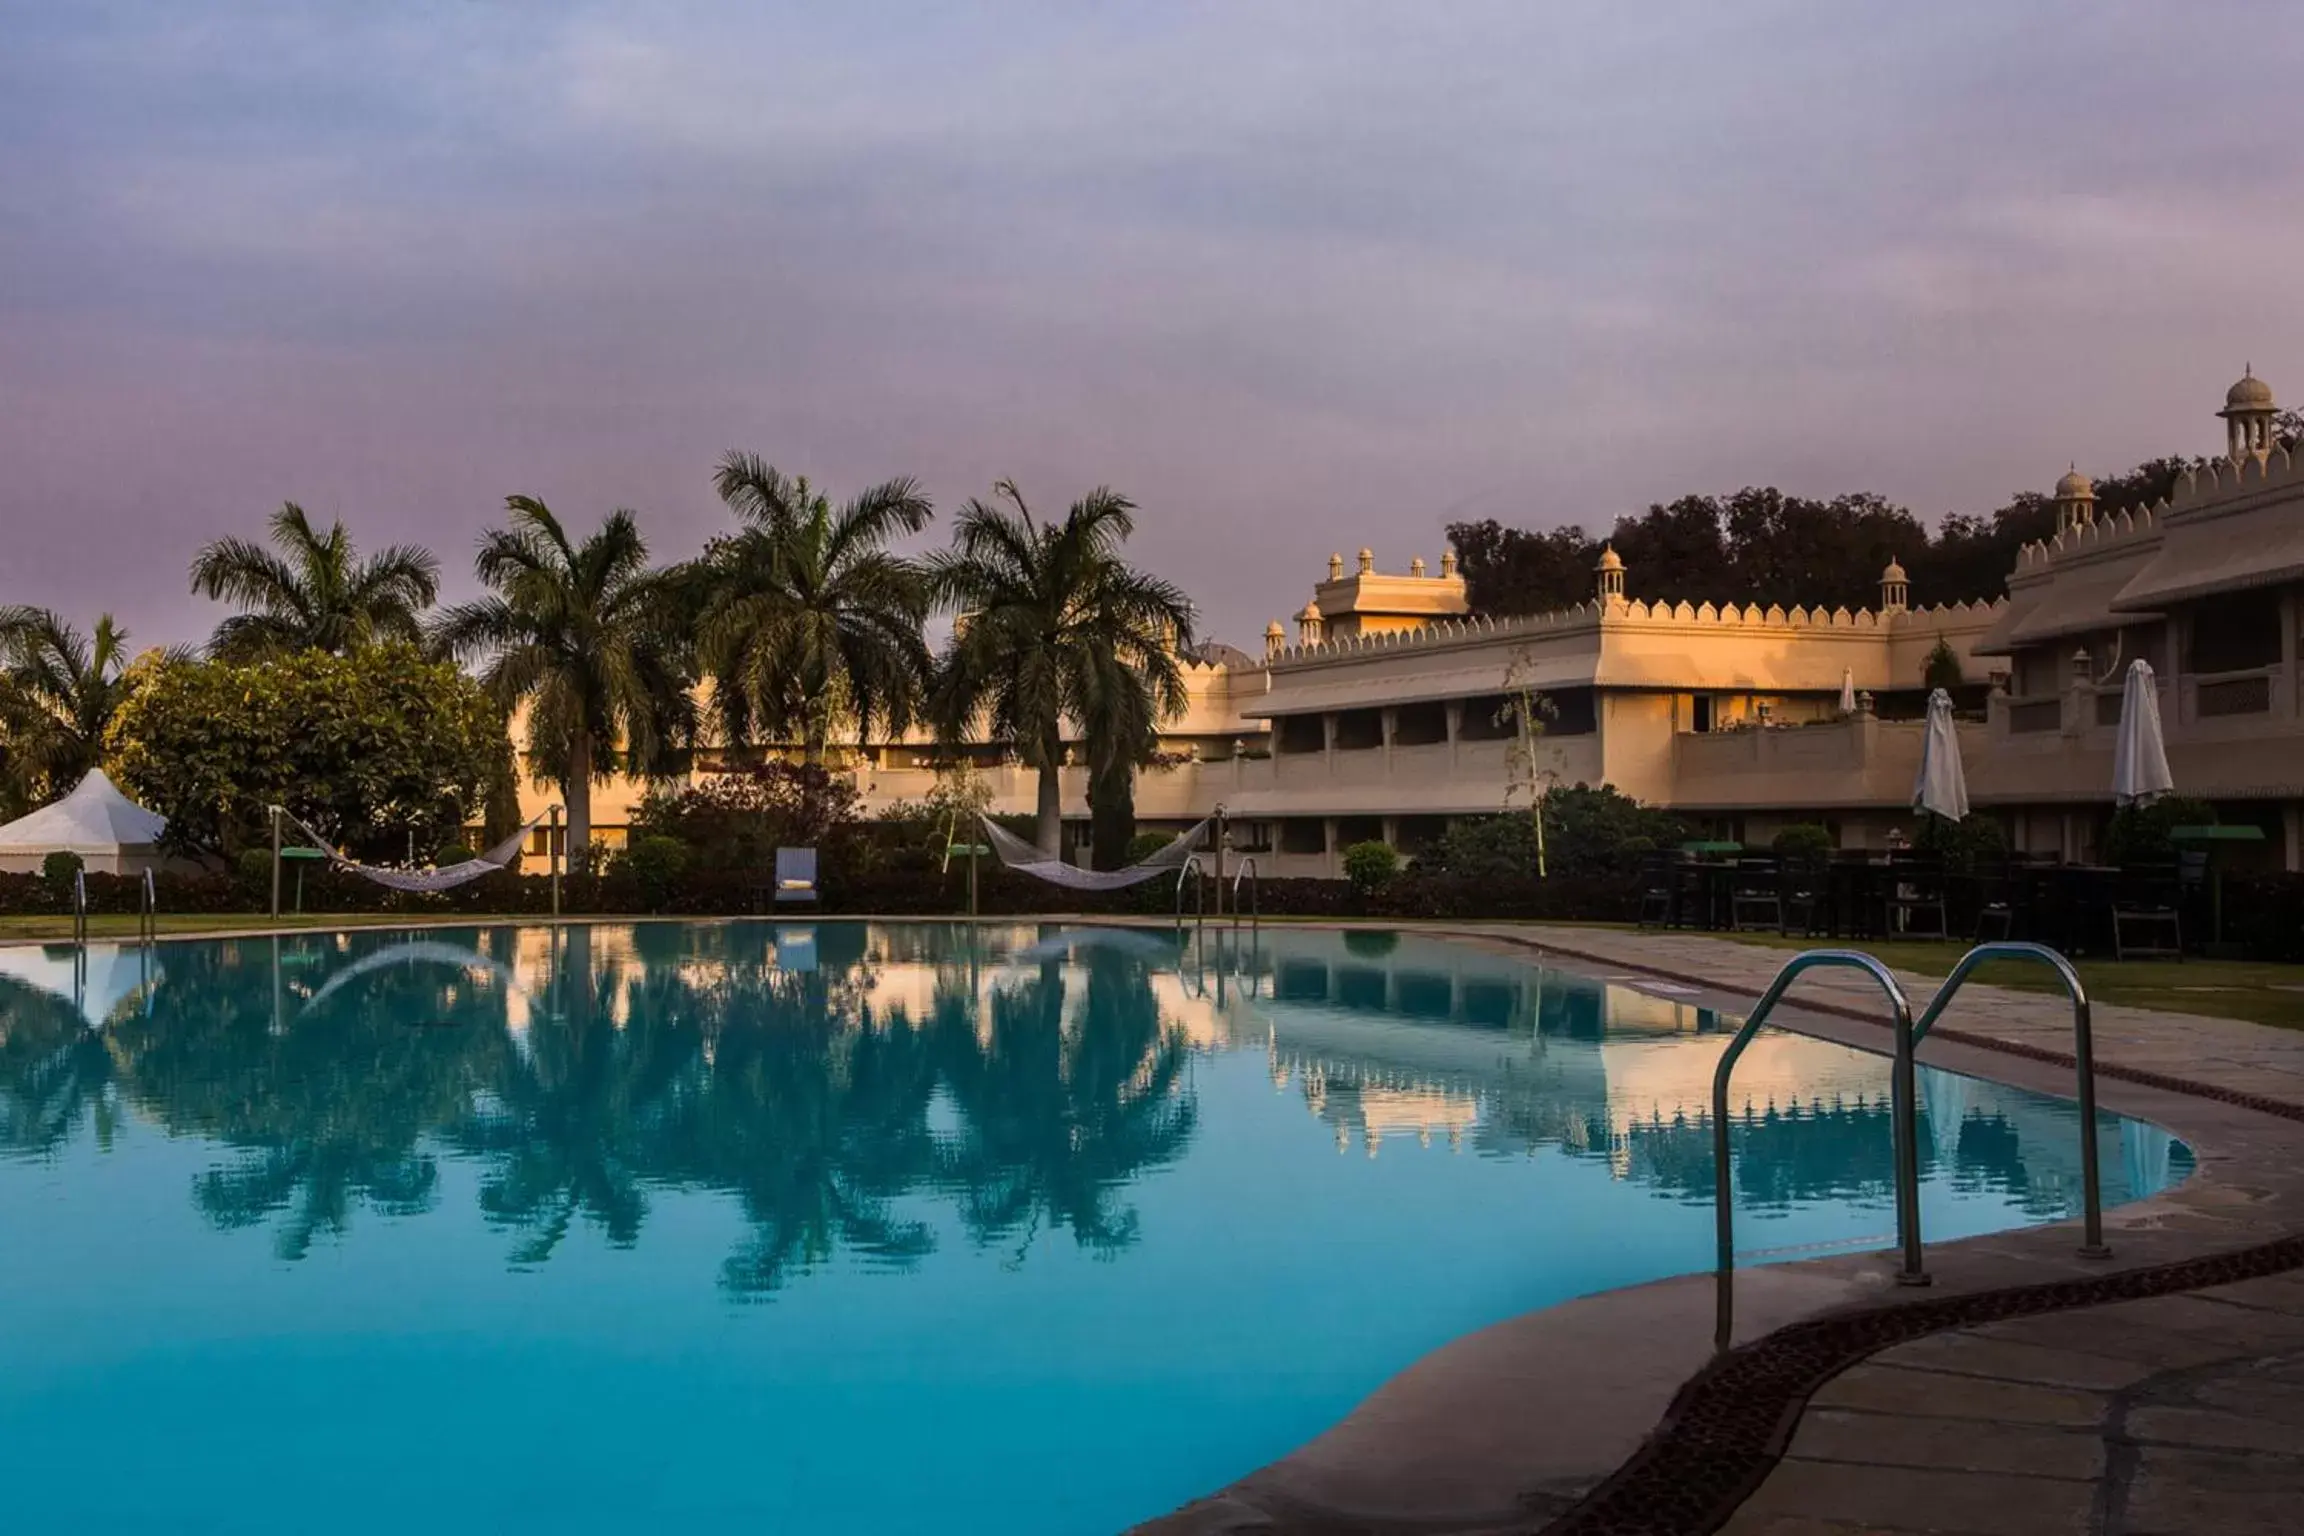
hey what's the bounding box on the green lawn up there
[1719,931,2304,1030]
[0,912,526,944]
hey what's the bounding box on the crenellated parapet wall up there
[1262,593,2004,671]
[2016,445,2304,573]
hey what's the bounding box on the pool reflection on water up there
[0,922,2187,1534]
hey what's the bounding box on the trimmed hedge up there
[14,865,2298,962]
[0,865,1644,925]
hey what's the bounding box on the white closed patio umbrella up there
[1839,668,1858,714]
[1912,688,1970,822]
[2112,658,2174,806]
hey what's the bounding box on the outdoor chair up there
[1636,850,1689,929]
[774,847,820,905]
[1885,853,1950,939]
[1972,859,2017,943]
[1729,857,1785,933]
[1778,852,1828,937]
[2111,862,2182,960]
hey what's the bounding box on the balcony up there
[1669,716,1927,809]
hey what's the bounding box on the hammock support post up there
[269,805,282,920]
[549,805,562,918]
[1213,806,1227,919]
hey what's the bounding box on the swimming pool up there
[0,922,2187,1533]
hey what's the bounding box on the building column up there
[2285,803,2302,874]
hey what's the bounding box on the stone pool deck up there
[1140,923,2304,1536]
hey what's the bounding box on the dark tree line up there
[1447,459,2200,619]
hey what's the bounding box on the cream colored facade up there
[516,369,2304,878]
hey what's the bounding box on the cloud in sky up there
[3,0,2301,648]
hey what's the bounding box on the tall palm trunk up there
[1035,725,1064,856]
[565,730,593,870]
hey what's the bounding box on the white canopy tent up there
[0,770,172,875]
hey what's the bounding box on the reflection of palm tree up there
[107,938,509,1259]
[448,925,693,1264]
[0,979,120,1156]
[935,948,1197,1258]
[645,958,942,1297]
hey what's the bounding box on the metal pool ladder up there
[1712,941,2107,1350]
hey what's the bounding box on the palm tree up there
[926,480,1195,855]
[430,496,688,861]
[0,607,136,807]
[189,502,438,659]
[693,454,934,762]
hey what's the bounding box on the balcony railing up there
[2008,698,2062,734]
[2197,672,2273,718]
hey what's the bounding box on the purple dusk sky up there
[3,1,2301,651]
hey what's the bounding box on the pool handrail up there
[1176,855,1207,932]
[1714,948,1925,1351]
[1912,941,2108,1260]
[1231,856,1259,930]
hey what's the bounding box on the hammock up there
[977,815,1210,892]
[280,811,541,893]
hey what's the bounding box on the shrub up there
[236,848,273,892]
[1540,783,1688,878]
[631,761,861,870]
[41,850,84,886]
[1341,840,1399,895]
[617,835,691,912]
[1771,824,1835,859]
[2103,796,2216,867]
[1914,813,2008,873]
[435,844,478,866]
[1427,815,1540,882]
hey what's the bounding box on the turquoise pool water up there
[0,922,2187,1533]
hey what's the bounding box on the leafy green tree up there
[927,480,1195,855]
[431,496,690,862]
[1922,636,1965,691]
[692,455,934,762]
[189,503,439,660]
[105,644,504,856]
[0,607,138,810]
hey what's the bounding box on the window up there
[2188,592,2281,675]
[1690,695,1714,733]
[1392,701,1449,746]
[1456,694,1518,741]
[1279,819,1327,854]
[1545,687,1598,736]
[1395,815,1448,854]
[1336,816,1385,846]
[1333,708,1384,750]
[1276,714,1327,754]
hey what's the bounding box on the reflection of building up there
[1222,931,2147,1208]
[515,373,2304,874]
